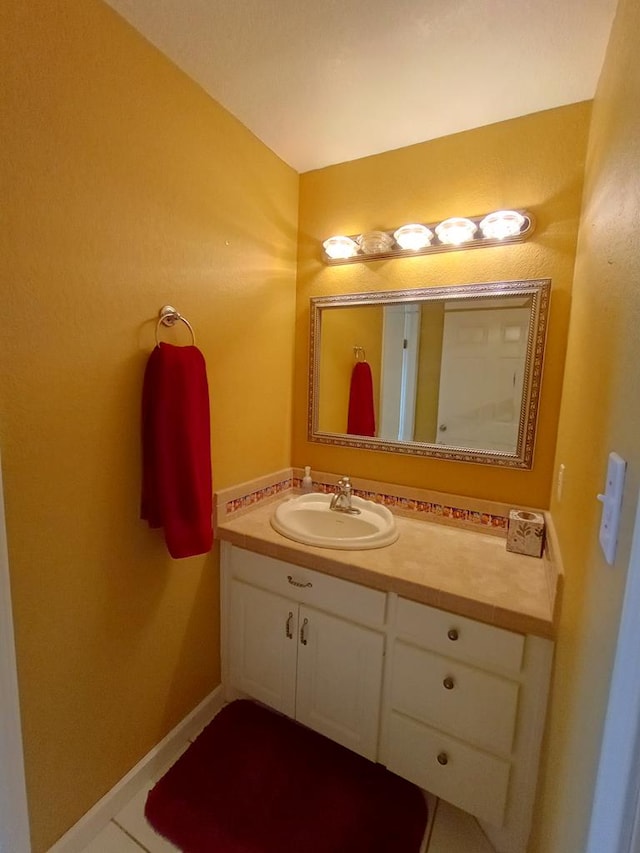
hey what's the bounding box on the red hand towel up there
[347,361,376,437]
[141,344,213,559]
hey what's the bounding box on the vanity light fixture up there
[393,223,433,250]
[479,209,526,239]
[322,235,359,260]
[434,217,477,245]
[357,230,394,255]
[322,209,534,264]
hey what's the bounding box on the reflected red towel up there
[347,361,376,437]
[141,344,213,559]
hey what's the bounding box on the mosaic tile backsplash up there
[293,478,509,531]
[224,477,293,516]
[223,473,509,533]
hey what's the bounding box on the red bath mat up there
[145,699,427,852]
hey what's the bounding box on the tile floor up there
[81,784,495,852]
[79,727,496,853]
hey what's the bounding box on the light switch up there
[597,452,627,565]
[557,463,565,503]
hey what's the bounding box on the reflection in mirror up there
[309,280,550,468]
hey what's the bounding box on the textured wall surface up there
[2,1,634,851]
[0,1,298,849]
[294,103,591,508]
[531,0,640,849]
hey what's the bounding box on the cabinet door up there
[295,605,384,760]
[228,579,298,718]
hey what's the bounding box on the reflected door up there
[379,304,420,441]
[436,307,530,451]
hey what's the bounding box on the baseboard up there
[0,455,32,853]
[47,685,224,853]
[420,792,438,853]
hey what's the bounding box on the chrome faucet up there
[329,477,361,514]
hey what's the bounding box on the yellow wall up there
[294,104,591,507]
[2,2,634,851]
[0,2,298,850]
[530,0,640,849]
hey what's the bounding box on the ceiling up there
[104,0,617,173]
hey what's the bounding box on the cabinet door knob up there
[437,752,449,766]
[447,628,459,641]
[285,611,294,639]
[443,676,455,690]
[300,617,309,646]
[287,575,313,589]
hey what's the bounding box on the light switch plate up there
[557,463,565,503]
[597,452,627,565]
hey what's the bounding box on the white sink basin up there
[271,492,398,550]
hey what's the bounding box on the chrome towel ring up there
[155,305,196,347]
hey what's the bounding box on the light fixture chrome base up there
[322,210,535,265]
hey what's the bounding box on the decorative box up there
[506,509,546,558]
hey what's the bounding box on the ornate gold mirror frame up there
[308,279,550,468]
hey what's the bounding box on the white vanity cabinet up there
[221,542,386,760]
[380,596,554,853]
[220,542,554,853]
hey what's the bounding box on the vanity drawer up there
[227,546,386,627]
[395,597,524,674]
[386,711,510,827]
[391,641,519,755]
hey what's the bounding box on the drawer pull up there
[443,676,455,690]
[300,617,309,646]
[288,575,313,589]
[285,611,294,639]
[437,752,449,766]
[447,628,459,641]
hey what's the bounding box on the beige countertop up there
[216,496,561,639]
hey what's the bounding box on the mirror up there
[308,279,550,468]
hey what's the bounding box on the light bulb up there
[434,217,478,246]
[322,235,358,260]
[479,210,526,240]
[356,231,394,255]
[393,224,433,251]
